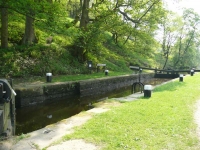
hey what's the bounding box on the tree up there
[80,0,90,28]
[0,0,65,46]
[0,0,8,48]
[21,7,38,45]
[172,9,200,69]
[71,0,165,63]
[159,12,182,69]
[155,8,200,70]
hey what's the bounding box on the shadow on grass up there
[152,80,186,93]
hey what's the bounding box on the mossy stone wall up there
[14,73,154,108]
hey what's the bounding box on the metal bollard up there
[190,69,194,76]
[144,85,152,98]
[87,61,92,74]
[179,74,183,82]
[46,73,52,82]
[105,70,109,75]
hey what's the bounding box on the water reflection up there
[16,97,83,135]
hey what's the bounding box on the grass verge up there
[12,71,133,85]
[63,74,200,150]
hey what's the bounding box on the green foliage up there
[0,0,177,77]
[0,44,86,77]
[156,9,200,69]
[8,22,24,45]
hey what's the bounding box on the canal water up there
[16,78,171,135]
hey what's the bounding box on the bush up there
[0,44,86,77]
[8,22,24,45]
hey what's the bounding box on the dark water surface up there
[16,78,171,135]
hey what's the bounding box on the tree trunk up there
[21,10,37,45]
[162,53,169,70]
[80,0,90,28]
[1,7,8,48]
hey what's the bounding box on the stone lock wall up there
[79,73,154,98]
[15,82,79,108]
[14,73,154,108]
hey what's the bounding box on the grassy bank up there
[62,74,200,149]
[13,71,134,85]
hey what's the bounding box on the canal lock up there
[15,78,171,135]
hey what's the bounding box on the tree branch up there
[118,10,139,23]
[138,0,161,22]
[118,0,160,24]
[0,5,37,20]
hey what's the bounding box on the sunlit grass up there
[63,74,200,149]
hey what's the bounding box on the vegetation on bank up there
[60,74,200,150]
[12,71,134,84]
[1,1,200,78]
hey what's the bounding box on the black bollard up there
[87,61,92,74]
[139,68,143,73]
[190,69,194,76]
[105,70,109,75]
[179,74,183,82]
[144,85,152,98]
[46,73,52,82]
